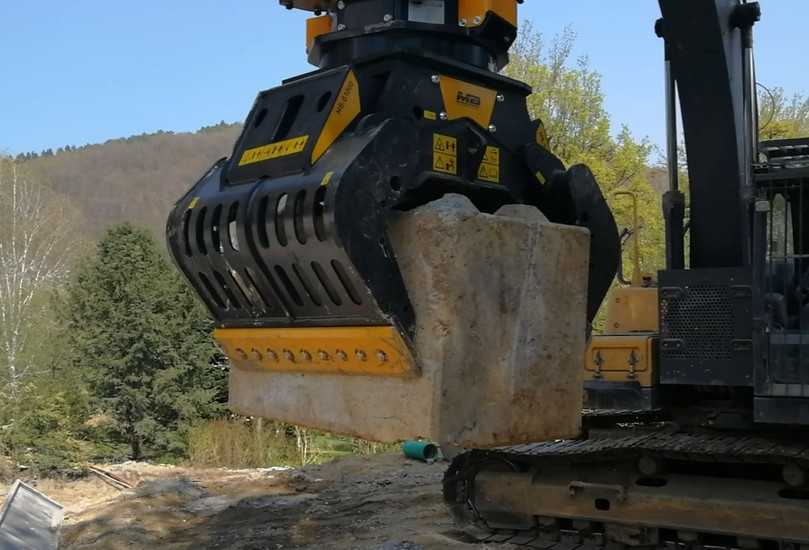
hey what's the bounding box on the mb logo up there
[456,91,481,107]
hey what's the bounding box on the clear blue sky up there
[1,1,805,156]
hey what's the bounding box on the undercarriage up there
[445,412,809,549]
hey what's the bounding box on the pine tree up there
[63,224,226,459]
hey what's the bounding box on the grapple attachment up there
[167,0,620,414]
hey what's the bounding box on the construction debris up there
[0,480,64,550]
[229,194,590,447]
[86,465,133,491]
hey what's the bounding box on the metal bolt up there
[473,16,481,25]
[496,93,505,102]
[458,18,467,27]
[251,348,262,360]
[783,463,808,488]
[337,23,346,30]
[318,350,330,361]
[376,350,388,362]
[283,349,295,362]
[336,349,348,361]
[300,350,312,362]
[337,0,345,9]
[266,349,278,362]
[439,112,448,121]
[355,349,367,361]
[383,13,393,22]
[488,124,497,133]
[431,74,440,84]
[235,348,248,360]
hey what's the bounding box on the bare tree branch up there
[0,156,81,399]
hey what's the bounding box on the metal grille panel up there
[660,284,734,360]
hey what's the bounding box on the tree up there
[759,87,809,141]
[0,156,80,399]
[62,224,226,459]
[505,25,664,277]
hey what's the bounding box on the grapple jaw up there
[168,54,619,378]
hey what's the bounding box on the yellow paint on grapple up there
[214,326,417,377]
[311,69,361,164]
[458,0,518,27]
[439,75,497,129]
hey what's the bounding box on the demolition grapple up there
[166,0,619,376]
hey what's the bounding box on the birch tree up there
[0,156,79,399]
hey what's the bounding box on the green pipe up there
[402,440,439,462]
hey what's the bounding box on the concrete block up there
[229,194,590,447]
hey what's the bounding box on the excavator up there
[166,0,809,547]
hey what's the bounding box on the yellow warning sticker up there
[477,145,500,183]
[423,110,437,120]
[433,134,457,154]
[187,197,199,209]
[482,145,500,164]
[239,135,309,166]
[478,162,500,183]
[434,153,458,175]
[433,133,458,175]
[320,171,334,187]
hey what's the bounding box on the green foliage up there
[506,25,664,315]
[187,418,296,468]
[759,87,809,141]
[0,376,91,476]
[62,224,227,460]
[187,418,398,469]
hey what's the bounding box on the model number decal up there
[239,135,309,166]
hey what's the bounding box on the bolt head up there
[439,112,448,121]
[376,350,388,362]
[337,0,345,9]
[496,93,505,102]
[458,18,467,27]
[473,16,482,25]
[318,350,330,361]
[355,350,367,361]
[488,124,497,133]
[336,349,348,361]
[431,74,440,84]
[383,13,393,22]
[337,23,346,30]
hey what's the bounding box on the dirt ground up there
[1,454,514,550]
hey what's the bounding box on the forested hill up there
[20,122,241,238]
[18,120,669,241]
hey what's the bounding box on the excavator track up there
[444,415,809,549]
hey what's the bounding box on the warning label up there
[477,146,500,183]
[433,134,458,175]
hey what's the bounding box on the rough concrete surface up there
[230,194,591,447]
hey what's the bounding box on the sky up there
[0,0,806,156]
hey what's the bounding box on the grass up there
[186,417,398,469]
